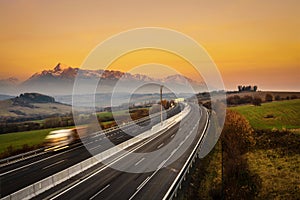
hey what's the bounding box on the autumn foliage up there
[221,110,261,199]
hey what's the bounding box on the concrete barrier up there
[1,104,190,200]
[0,196,10,200]
[80,159,92,172]
[10,185,34,200]
[52,169,69,186]
[33,176,54,196]
[68,163,82,178]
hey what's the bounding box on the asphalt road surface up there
[0,104,181,197]
[39,103,208,200]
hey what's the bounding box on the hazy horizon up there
[0,1,299,91]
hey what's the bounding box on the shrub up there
[275,95,281,101]
[252,97,262,106]
[221,110,261,198]
[291,95,298,100]
[265,94,273,102]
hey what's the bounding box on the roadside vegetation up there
[0,108,150,159]
[177,99,300,199]
[0,100,174,159]
[0,127,73,159]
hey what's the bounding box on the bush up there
[275,95,281,101]
[252,97,262,106]
[265,94,273,102]
[227,95,241,105]
[221,110,261,198]
[291,95,298,100]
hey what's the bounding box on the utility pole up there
[160,85,163,126]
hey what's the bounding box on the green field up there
[178,100,300,199]
[0,127,73,154]
[230,99,300,130]
[96,110,129,121]
[232,99,300,198]
[0,108,149,157]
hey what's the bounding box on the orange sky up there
[0,0,299,91]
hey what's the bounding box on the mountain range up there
[0,63,207,95]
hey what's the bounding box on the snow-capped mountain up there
[25,63,78,81]
[1,63,206,95]
[25,63,156,82]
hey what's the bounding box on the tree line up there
[227,93,298,106]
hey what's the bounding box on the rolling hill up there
[0,93,72,122]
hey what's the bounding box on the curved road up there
[0,105,181,197]
[36,103,208,200]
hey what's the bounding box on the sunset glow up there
[0,0,299,91]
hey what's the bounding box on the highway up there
[35,103,208,200]
[0,105,181,197]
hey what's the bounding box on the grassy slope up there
[177,100,300,199]
[247,149,300,199]
[0,109,149,156]
[230,99,300,130]
[232,100,300,199]
[0,99,72,117]
[0,127,73,154]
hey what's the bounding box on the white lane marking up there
[85,141,94,145]
[171,134,175,138]
[158,160,166,169]
[130,159,167,200]
[157,143,164,149]
[49,124,176,200]
[90,145,102,151]
[116,136,124,140]
[179,141,184,146]
[49,109,185,199]
[43,160,65,170]
[170,149,177,156]
[134,158,145,166]
[89,184,110,200]
[0,144,83,176]
[163,106,209,200]
[137,177,150,190]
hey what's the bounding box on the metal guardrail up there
[163,108,210,200]
[80,104,179,139]
[0,104,187,200]
[0,104,179,167]
[0,147,46,166]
